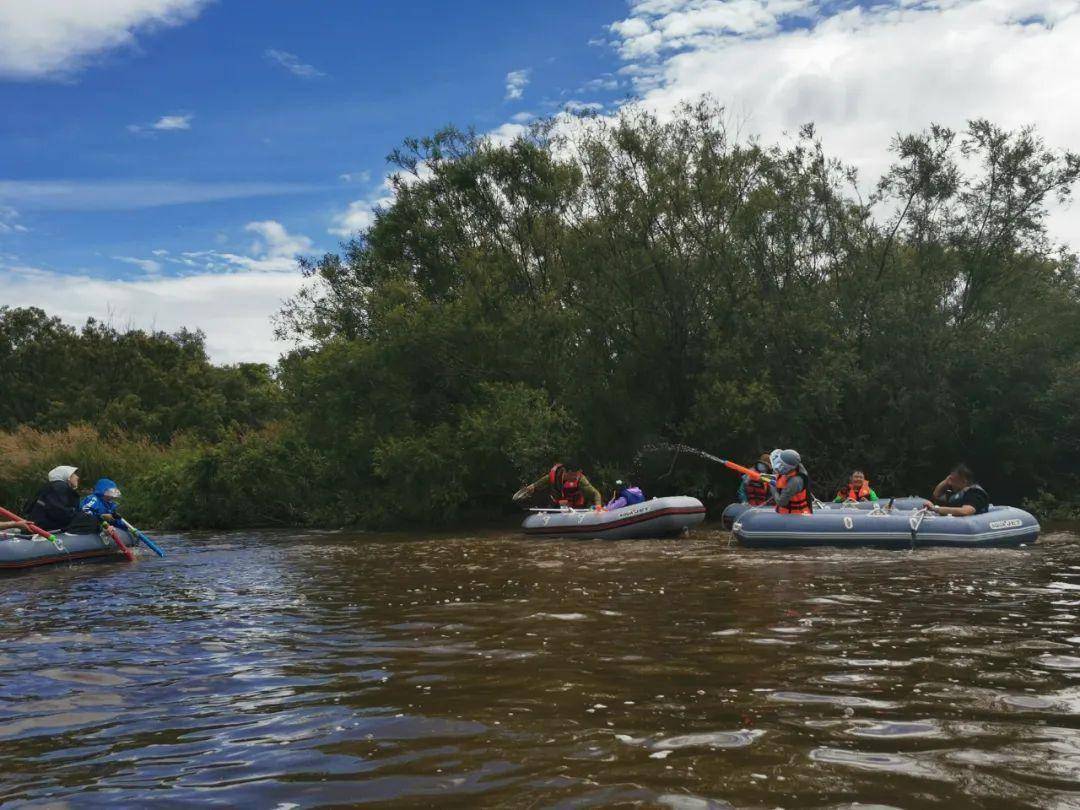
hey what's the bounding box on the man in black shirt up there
[926,463,990,516]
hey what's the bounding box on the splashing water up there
[635,442,730,470]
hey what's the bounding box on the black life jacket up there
[25,481,81,531]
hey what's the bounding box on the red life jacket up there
[776,469,812,514]
[745,476,770,506]
[837,481,871,502]
[550,464,586,508]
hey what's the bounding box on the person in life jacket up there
[515,463,603,509]
[834,470,879,502]
[769,449,813,515]
[24,465,96,532]
[738,453,773,506]
[605,479,646,511]
[80,478,125,525]
[926,463,990,516]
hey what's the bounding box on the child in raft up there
[605,480,646,511]
[79,478,125,525]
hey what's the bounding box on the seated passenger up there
[24,466,84,532]
[605,479,645,511]
[80,478,124,525]
[738,453,773,506]
[925,463,990,516]
[515,462,603,509]
[834,470,879,502]
[770,449,813,515]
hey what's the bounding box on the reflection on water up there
[2,527,1080,807]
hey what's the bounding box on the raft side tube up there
[522,496,706,540]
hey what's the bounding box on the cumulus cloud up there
[605,0,1080,244]
[505,68,531,101]
[264,49,326,78]
[1,263,304,363]
[329,178,397,238]
[0,220,315,363]
[128,113,193,133]
[0,0,209,80]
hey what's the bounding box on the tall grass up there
[0,424,327,529]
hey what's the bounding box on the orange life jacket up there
[776,469,812,514]
[837,481,871,502]
[550,464,586,508]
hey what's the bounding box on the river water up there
[2,526,1080,808]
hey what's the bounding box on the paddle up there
[119,519,165,557]
[101,521,135,562]
[0,504,61,546]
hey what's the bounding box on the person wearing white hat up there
[24,466,84,531]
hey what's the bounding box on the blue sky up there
[2,1,625,278]
[3,1,1078,361]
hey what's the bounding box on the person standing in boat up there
[24,465,96,532]
[925,464,990,515]
[738,453,773,506]
[770,449,813,514]
[514,462,603,509]
[834,470,879,502]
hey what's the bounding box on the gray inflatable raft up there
[522,496,706,540]
[721,497,928,529]
[0,527,138,571]
[731,502,1039,549]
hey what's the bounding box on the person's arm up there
[833,491,843,503]
[737,478,748,503]
[519,473,550,499]
[930,503,976,516]
[931,478,951,503]
[578,474,602,508]
[868,489,879,501]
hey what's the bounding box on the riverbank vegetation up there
[3,100,1079,528]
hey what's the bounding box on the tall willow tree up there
[279,100,1080,524]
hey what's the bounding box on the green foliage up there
[280,101,1080,513]
[0,309,283,441]
[4,101,1079,529]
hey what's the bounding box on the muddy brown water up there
[2,526,1080,808]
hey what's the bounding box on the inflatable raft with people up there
[0,526,140,571]
[521,496,706,540]
[726,500,1039,549]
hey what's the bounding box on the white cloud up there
[0,206,28,234]
[0,0,208,80]
[128,113,192,133]
[264,49,325,78]
[329,178,397,238]
[152,114,191,130]
[564,100,604,114]
[0,179,323,211]
[114,255,163,274]
[1,220,314,363]
[505,68,531,101]
[1,264,304,364]
[339,170,372,184]
[605,0,1080,246]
